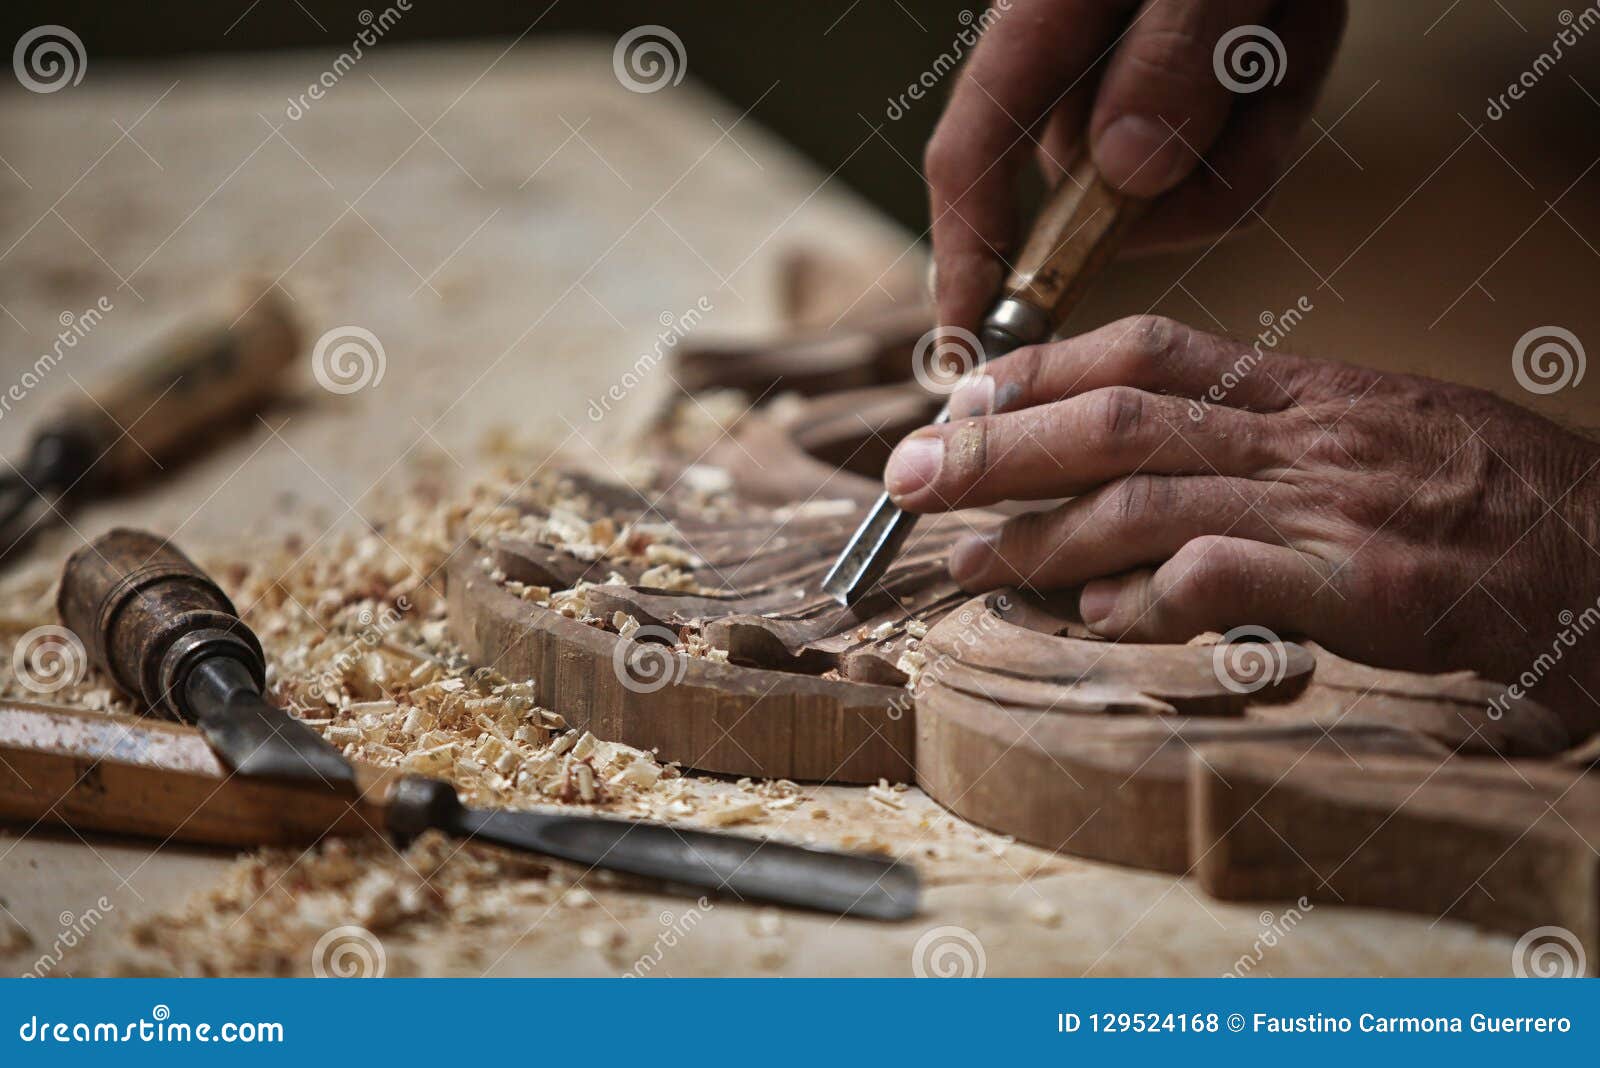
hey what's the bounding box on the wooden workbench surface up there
[0,23,1567,975]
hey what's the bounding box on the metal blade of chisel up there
[823,316,1027,606]
[418,786,919,919]
[822,160,1142,607]
[820,409,950,606]
[187,659,356,789]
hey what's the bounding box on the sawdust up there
[466,451,938,685]
[0,419,1049,975]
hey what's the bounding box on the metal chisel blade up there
[194,692,356,789]
[820,436,944,608]
[453,805,920,920]
[822,316,1039,606]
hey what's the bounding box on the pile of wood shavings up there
[0,463,860,972]
[120,831,575,976]
[470,468,749,663]
[0,429,1034,974]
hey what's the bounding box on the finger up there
[1078,534,1336,641]
[1034,86,1094,185]
[1089,0,1280,197]
[886,386,1283,512]
[948,475,1288,591]
[1122,0,1349,253]
[926,0,1124,335]
[948,314,1299,419]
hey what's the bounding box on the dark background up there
[0,1,981,232]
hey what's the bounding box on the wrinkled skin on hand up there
[883,316,1600,742]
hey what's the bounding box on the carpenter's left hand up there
[883,315,1600,740]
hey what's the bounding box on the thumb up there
[1090,0,1281,196]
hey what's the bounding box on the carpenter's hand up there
[883,316,1600,741]
[927,0,1346,335]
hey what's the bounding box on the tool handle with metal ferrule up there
[57,528,265,721]
[38,282,300,491]
[821,154,1144,605]
[996,151,1142,334]
[0,703,919,920]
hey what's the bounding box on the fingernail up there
[1093,115,1189,197]
[949,533,996,587]
[1079,580,1119,626]
[885,435,943,500]
[949,374,995,419]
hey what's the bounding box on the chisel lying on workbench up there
[0,281,301,565]
[27,528,919,920]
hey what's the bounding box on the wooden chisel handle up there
[820,154,1146,605]
[980,150,1146,355]
[57,528,266,721]
[43,281,299,489]
[0,701,391,847]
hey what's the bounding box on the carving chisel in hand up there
[53,529,920,920]
[821,154,1145,605]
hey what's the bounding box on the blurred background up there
[0,0,1597,979]
[4,1,1596,237]
[0,0,1598,550]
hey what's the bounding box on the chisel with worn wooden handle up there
[822,153,1146,605]
[0,281,300,562]
[45,529,920,919]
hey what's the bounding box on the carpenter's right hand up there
[926,0,1347,337]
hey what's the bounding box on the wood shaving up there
[868,779,907,810]
[0,435,1060,976]
[118,832,556,976]
[1026,900,1063,928]
[701,799,767,827]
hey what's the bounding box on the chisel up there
[50,529,920,919]
[0,281,299,563]
[821,153,1145,605]
[59,528,356,788]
